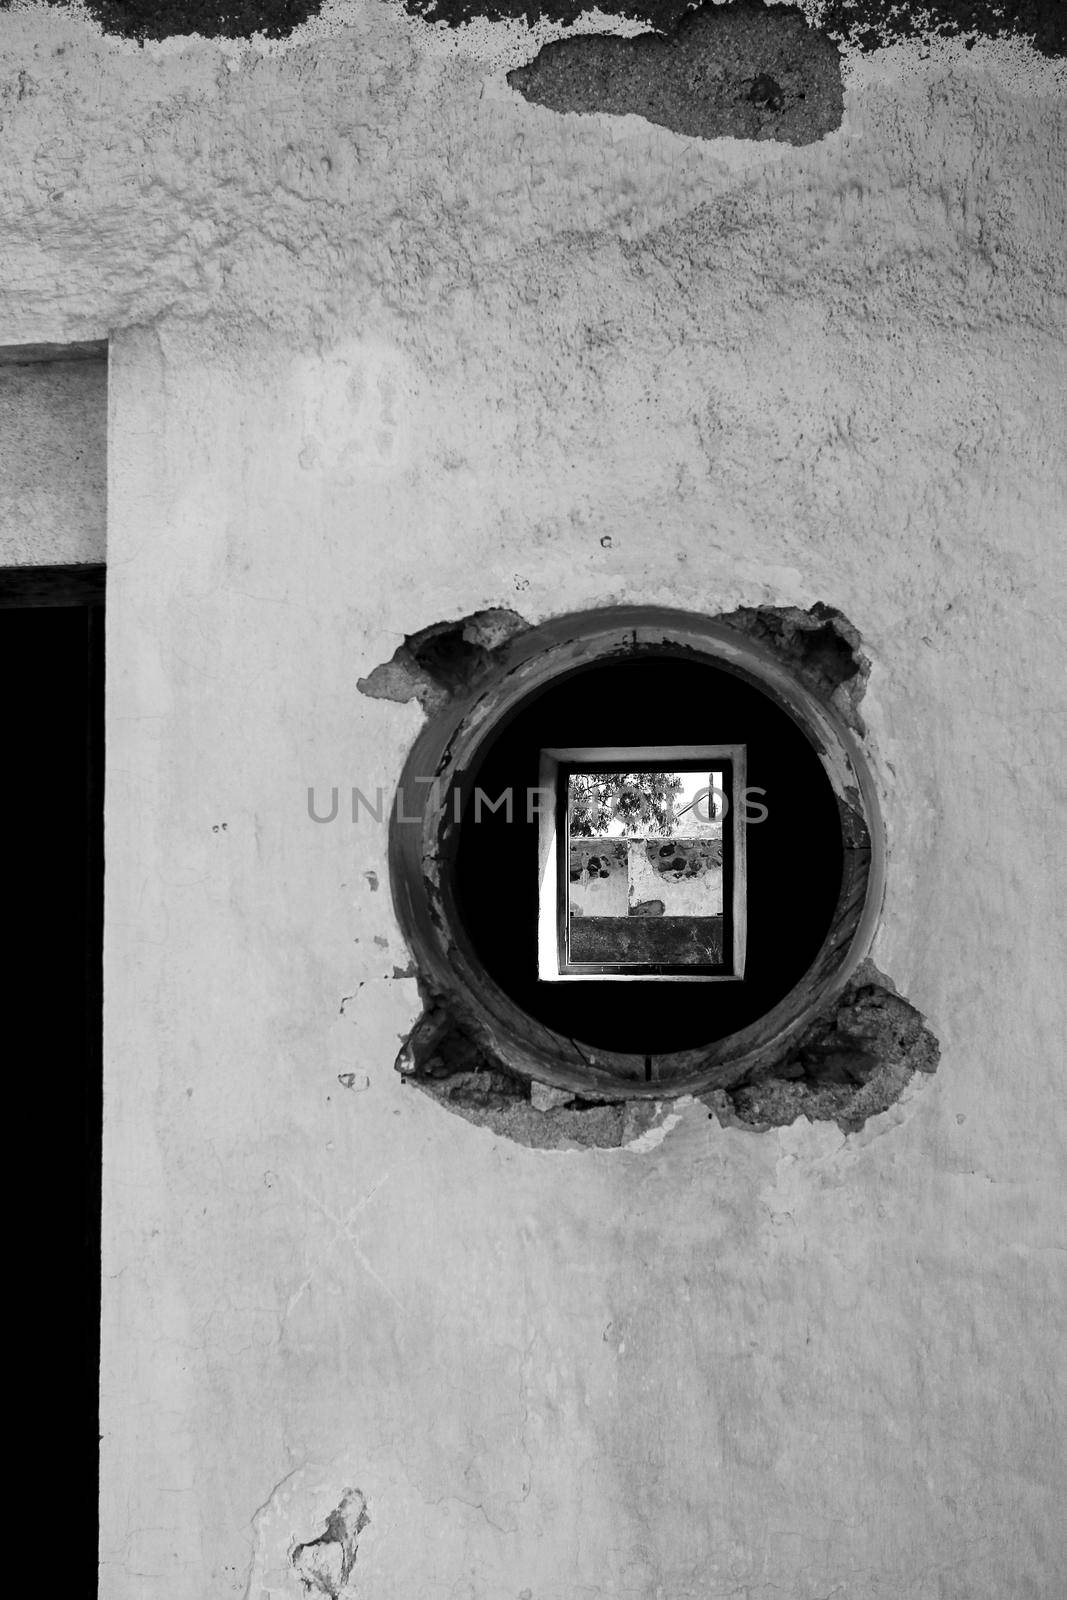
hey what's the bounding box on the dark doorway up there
[1,563,104,1579]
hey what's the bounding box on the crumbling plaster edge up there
[392,1066,938,1157]
[2,0,1062,95]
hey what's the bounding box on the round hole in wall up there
[389,607,883,1099]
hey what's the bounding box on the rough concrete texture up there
[1,0,1060,1594]
[706,959,940,1132]
[508,4,845,145]
[719,599,871,731]
[395,1004,666,1145]
[356,608,529,711]
[0,354,107,566]
[413,1069,665,1147]
[397,958,934,1135]
[637,837,723,897]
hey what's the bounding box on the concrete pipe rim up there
[388,605,886,1100]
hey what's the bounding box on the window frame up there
[537,744,747,982]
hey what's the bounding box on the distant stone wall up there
[631,838,723,916]
[570,836,723,920]
[568,838,629,916]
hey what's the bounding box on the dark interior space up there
[1,565,103,1554]
[452,651,843,1055]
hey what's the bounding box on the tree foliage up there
[569,771,683,837]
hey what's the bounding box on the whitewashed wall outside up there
[627,840,724,916]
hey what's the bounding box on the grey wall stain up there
[508,4,844,146]
[704,960,940,1133]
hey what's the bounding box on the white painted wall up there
[628,840,724,916]
[569,854,629,917]
[2,5,1063,1597]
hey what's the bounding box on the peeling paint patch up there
[291,1488,369,1599]
[507,4,844,146]
[624,1102,687,1150]
[397,1006,664,1148]
[703,961,940,1134]
[358,609,529,713]
[718,600,870,733]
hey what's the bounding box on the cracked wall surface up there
[291,1487,369,1597]
[2,0,1057,1594]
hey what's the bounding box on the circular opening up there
[455,654,842,1053]
[389,609,882,1098]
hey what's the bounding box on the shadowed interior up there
[452,651,843,1054]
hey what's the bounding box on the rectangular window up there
[537,745,747,982]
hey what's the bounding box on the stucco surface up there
[1,3,1064,1597]
[0,353,106,564]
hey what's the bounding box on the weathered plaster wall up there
[570,839,629,916]
[569,838,724,919]
[629,839,724,916]
[2,2,1063,1596]
[0,350,106,564]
